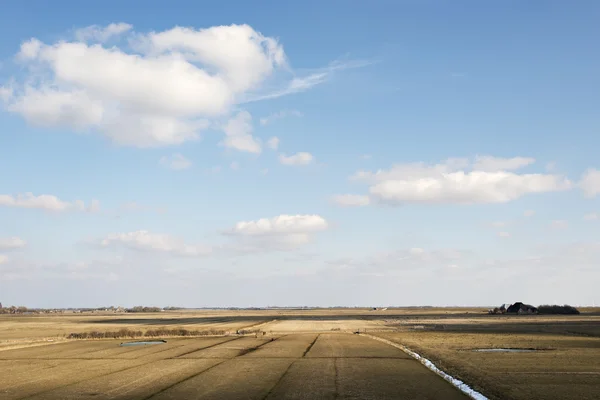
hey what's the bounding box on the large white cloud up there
[349,156,572,205]
[0,237,26,250]
[1,23,287,148]
[100,230,211,257]
[0,193,99,212]
[227,214,329,251]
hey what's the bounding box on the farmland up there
[1,308,599,399]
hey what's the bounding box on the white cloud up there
[242,59,374,103]
[230,214,328,236]
[580,168,600,198]
[331,194,370,207]
[159,153,192,170]
[0,255,7,264]
[7,87,104,129]
[550,220,568,230]
[220,110,261,153]
[16,38,43,61]
[259,110,302,126]
[227,214,329,252]
[75,22,133,43]
[584,213,598,221]
[326,247,467,276]
[2,24,290,148]
[0,237,26,250]
[266,136,280,150]
[524,210,535,217]
[491,221,507,228]
[472,155,535,172]
[350,156,572,205]
[497,231,511,238]
[100,230,211,257]
[360,154,372,160]
[279,152,314,166]
[0,193,99,212]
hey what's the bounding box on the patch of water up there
[119,340,166,347]
[473,348,537,353]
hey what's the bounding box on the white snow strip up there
[361,334,488,400]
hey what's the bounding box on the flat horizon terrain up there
[1,308,599,399]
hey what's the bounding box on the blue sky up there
[1,1,599,307]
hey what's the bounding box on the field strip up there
[143,337,283,399]
[171,336,242,358]
[302,333,320,357]
[142,359,229,400]
[361,334,488,400]
[260,359,297,400]
[500,371,600,375]
[0,340,67,353]
[237,318,278,332]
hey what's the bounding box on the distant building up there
[506,302,538,314]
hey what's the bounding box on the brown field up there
[0,307,599,399]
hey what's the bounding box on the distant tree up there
[538,304,580,315]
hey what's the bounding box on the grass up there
[1,308,599,399]
[375,317,600,400]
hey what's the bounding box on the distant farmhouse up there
[489,302,538,315]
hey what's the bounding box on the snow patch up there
[361,334,488,400]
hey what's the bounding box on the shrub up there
[67,327,227,340]
[537,304,580,315]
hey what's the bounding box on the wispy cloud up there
[260,110,303,126]
[159,153,192,170]
[243,59,375,103]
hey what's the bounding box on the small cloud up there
[75,22,132,43]
[584,213,598,221]
[0,237,26,250]
[159,153,192,170]
[206,166,221,174]
[279,152,314,166]
[550,220,568,230]
[331,194,370,207]
[497,231,511,238]
[87,199,101,213]
[230,161,240,171]
[267,136,280,150]
[491,221,507,228]
[220,111,261,154]
[259,110,303,126]
[580,168,600,198]
[0,193,98,212]
[360,154,372,160]
[545,162,556,172]
[261,168,269,175]
[524,210,535,217]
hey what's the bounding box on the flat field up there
[0,308,599,399]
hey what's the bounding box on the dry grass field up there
[0,308,599,399]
